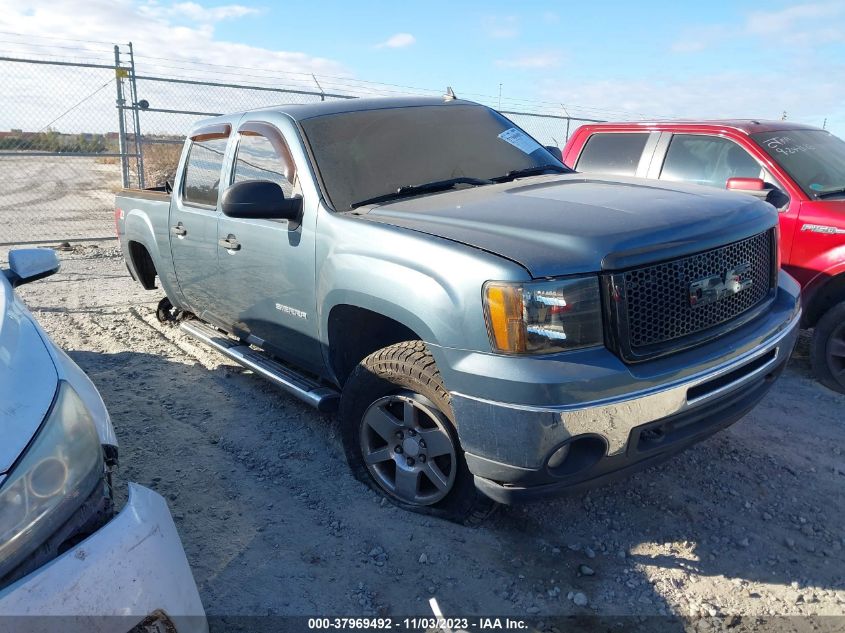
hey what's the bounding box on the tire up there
[810,301,845,394]
[156,296,175,323]
[340,341,497,525]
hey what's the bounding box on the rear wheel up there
[340,341,497,525]
[810,300,845,394]
[156,296,176,323]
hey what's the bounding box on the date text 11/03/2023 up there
[307,617,530,630]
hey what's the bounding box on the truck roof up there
[191,96,480,134]
[575,119,822,135]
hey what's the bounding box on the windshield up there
[752,129,845,198]
[299,104,566,210]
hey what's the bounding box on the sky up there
[1,0,844,136]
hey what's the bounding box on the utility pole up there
[823,118,827,129]
[498,83,502,109]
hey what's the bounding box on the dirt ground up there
[0,156,118,244]
[8,244,845,627]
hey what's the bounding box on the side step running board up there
[180,319,340,413]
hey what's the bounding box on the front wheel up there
[810,301,845,394]
[340,341,496,525]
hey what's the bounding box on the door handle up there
[218,236,241,251]
[171,224,187,237]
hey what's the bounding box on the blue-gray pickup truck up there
[115,96,801,524]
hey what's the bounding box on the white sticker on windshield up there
[498,127,542,155]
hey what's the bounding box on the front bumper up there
[0,484,207,633]
[444,275,801,503]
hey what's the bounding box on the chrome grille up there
[609,230,775,361]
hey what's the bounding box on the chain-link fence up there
[0,43,603,247]
[128,74,602,190]
[0,55,125,245]
[128,71,357,189]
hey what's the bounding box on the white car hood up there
[0,277,58,474]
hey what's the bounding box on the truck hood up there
[0,277,58,474]
[363,175,777,276]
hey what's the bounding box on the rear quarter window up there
[182,136,228,207]
[576,133,649,176]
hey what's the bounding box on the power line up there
[0,30,117,46]
[0,49,116,67]
[132,54,444,96]
[36,78,115,132]
[131,59,651,119]
[0,39,114,54]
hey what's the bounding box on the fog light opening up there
[547,444,570,469]
[546,435,606,477]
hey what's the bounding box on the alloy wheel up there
[359,392,457,505]
[826,321,845,388]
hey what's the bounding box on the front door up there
[170,127,229,321]
[215,120,321,373]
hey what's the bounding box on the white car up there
[0,249,207,633]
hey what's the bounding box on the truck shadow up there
[66,348,844,627]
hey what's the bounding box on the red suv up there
[563,120,845,393]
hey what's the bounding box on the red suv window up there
[660,134,761,188]
[576,133,649,176]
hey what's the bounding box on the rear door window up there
[575,133,649,176]
[182,136,228,207]
[660,134,762,188]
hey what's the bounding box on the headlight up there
[0,382,103,581]
[483,277,603,354]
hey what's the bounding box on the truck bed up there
[118,186,171,202]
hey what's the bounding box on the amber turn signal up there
[483,283,526,353]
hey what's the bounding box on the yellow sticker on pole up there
[115,68,129,78]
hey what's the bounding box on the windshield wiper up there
[491,164,570,183]
[816,187,845,199]
[350,177,493,209]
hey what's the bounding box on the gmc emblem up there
[689,263,753,307]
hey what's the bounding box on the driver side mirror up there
[726,177,768,199]
[222,180,303,228]
[4,249,60,287]
[726,177,790,210]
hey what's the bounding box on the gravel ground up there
[0,156,118,244]
[8,244,845,627]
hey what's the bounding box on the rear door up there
[215,118,322,373]
[170,124,230,320]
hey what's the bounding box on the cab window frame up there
[229,121,298,196]
[180,123,232,210]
